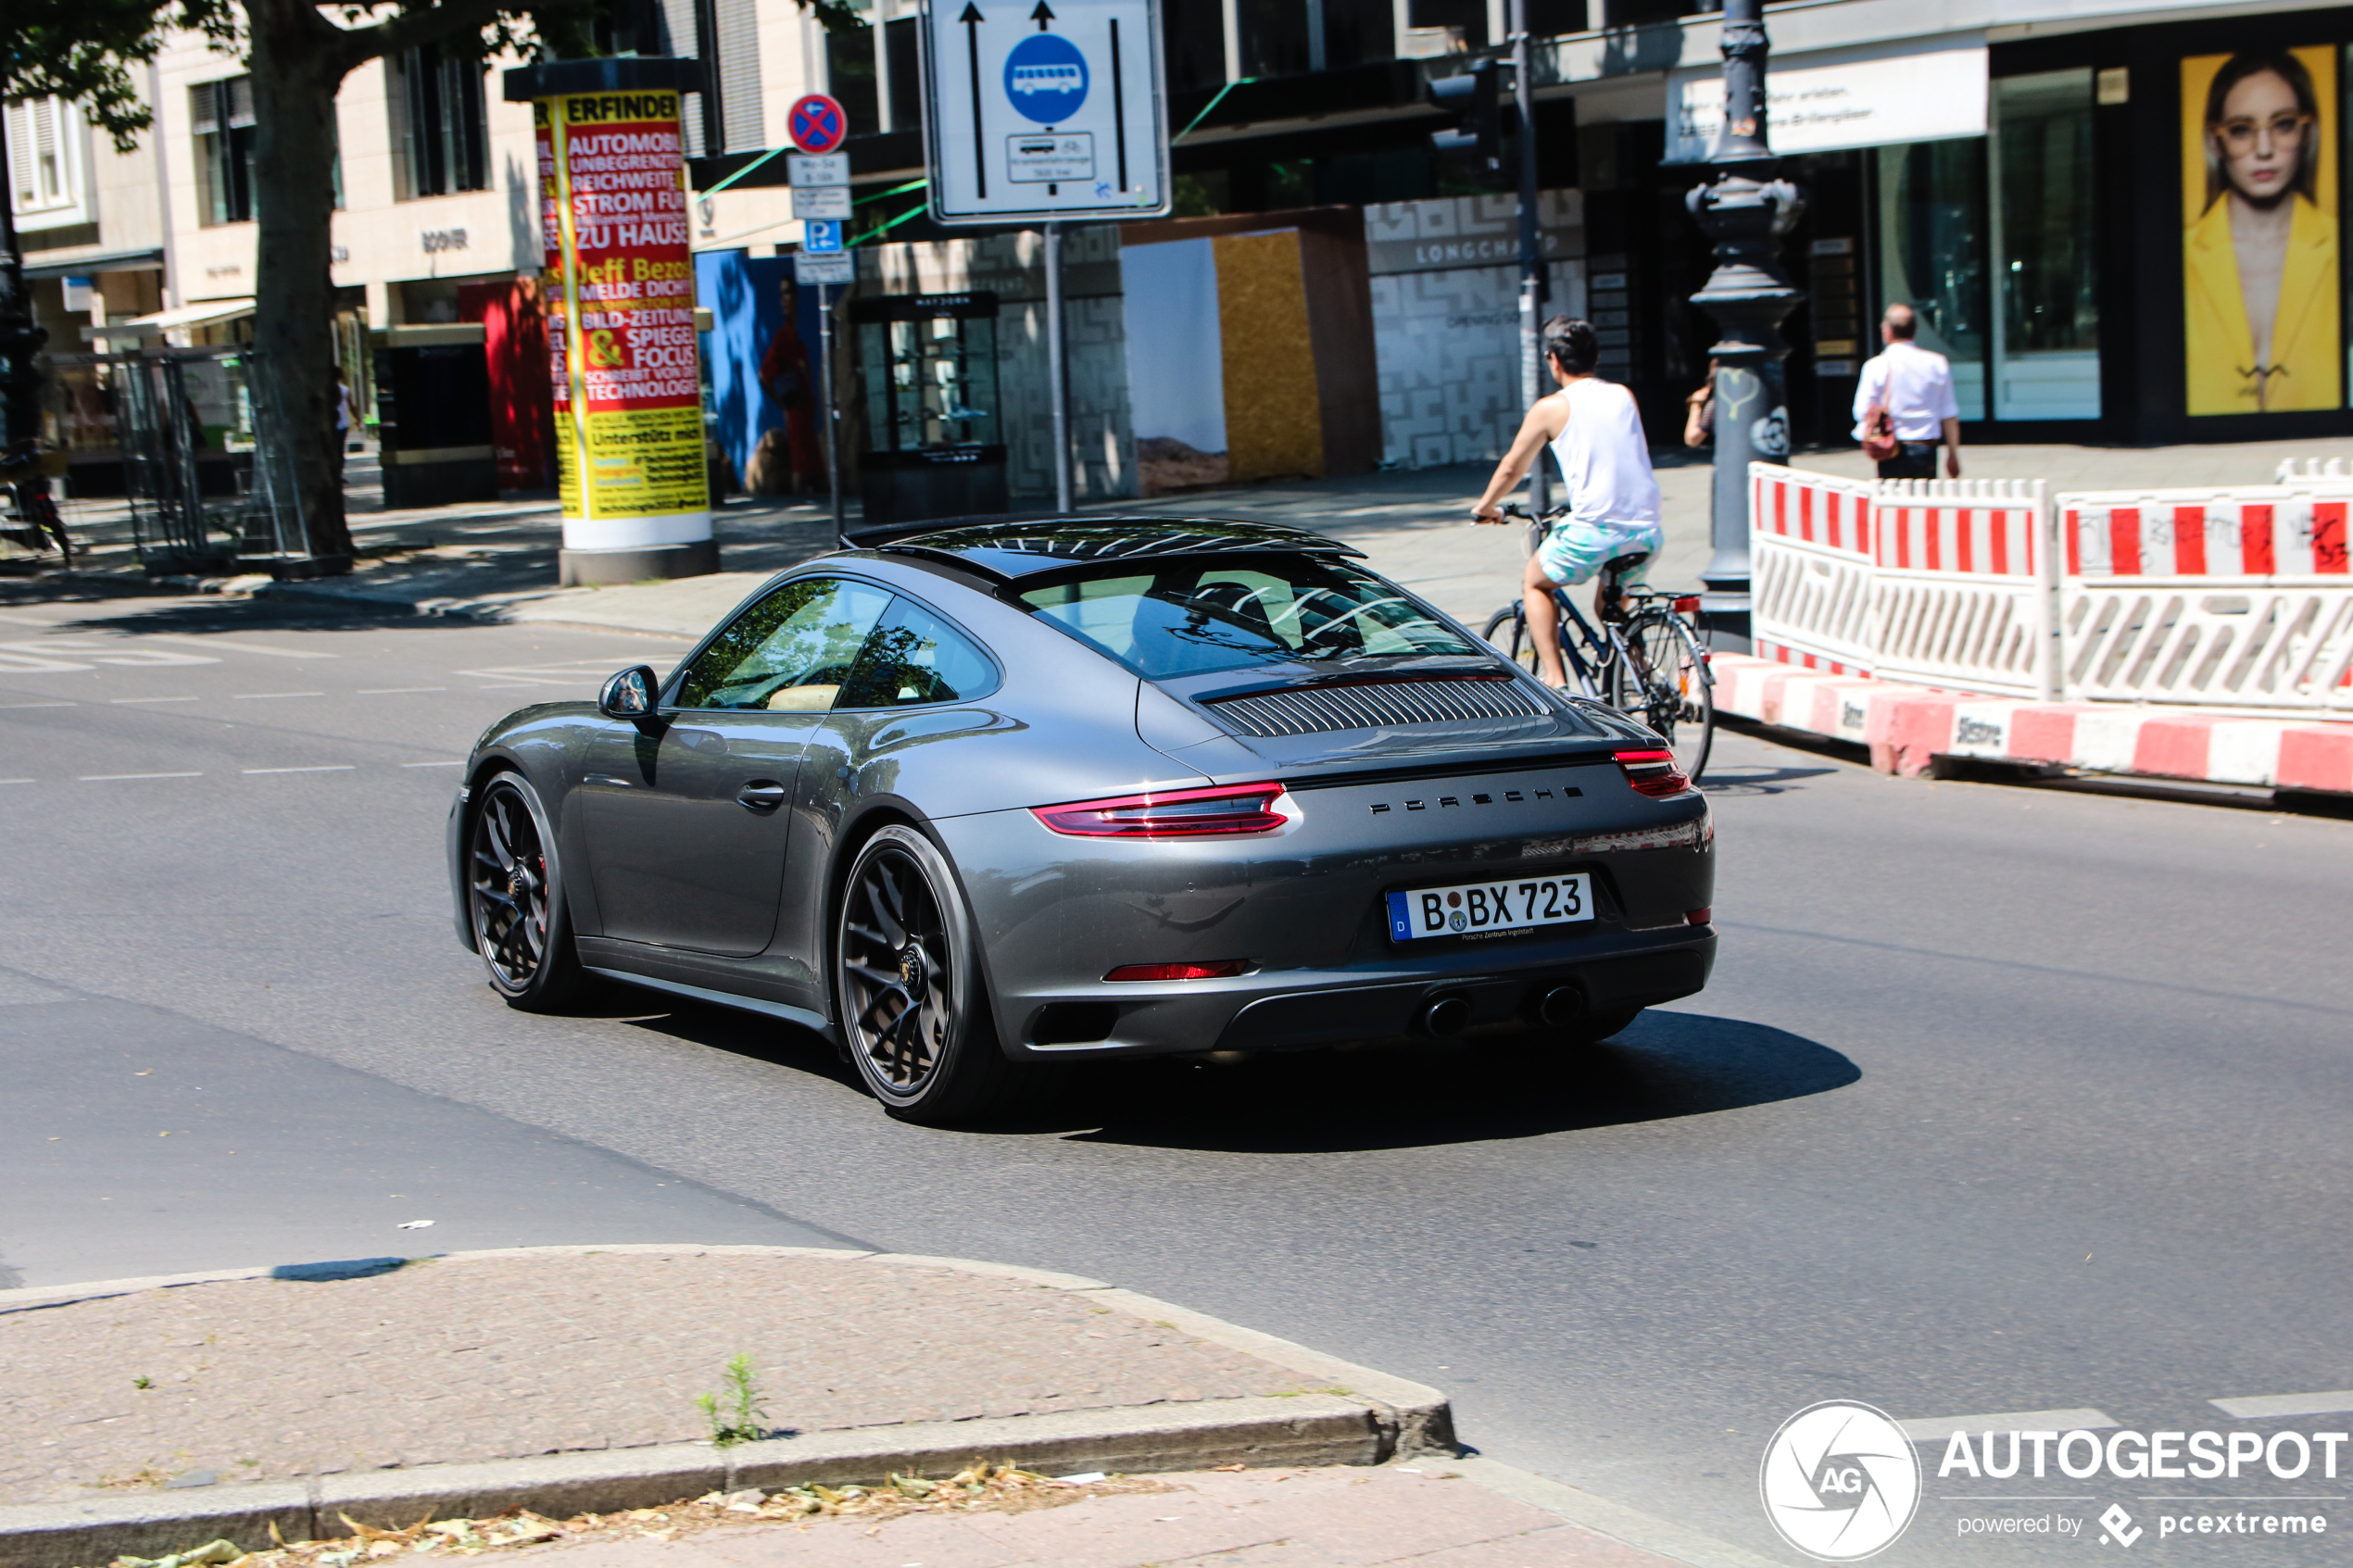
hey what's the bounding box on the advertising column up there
[507,59,714,584]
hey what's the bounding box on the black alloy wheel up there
[468,772,583,1010]
[835,824,1026,1123]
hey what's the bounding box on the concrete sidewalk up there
[0,1246,1497,1568]
[35,433,2353,650]
[424,1462,1682,1568]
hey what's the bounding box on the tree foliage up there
[0,0,183,149]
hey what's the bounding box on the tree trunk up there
[246,0,354,560]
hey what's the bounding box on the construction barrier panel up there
[2058,488,2353,715]
[1749,466,1877,676]
[1750,463,2353,716]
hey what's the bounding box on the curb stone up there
[0,1245,1453,1568]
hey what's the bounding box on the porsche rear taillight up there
[1031,782,1293,837]
[1614,748,1693,798]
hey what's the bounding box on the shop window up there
[826,23,880,135]
[1874,139,1988,420]
[394,43,490,198]
[1992,69,2099,420]
[1240,0,1311,79]
[1408,0,1485,52]
[1163,0,1227,90]
[6,97,82,222]
[887,18,921,130]
[1324,0,1399,68]
[192,77,257,227]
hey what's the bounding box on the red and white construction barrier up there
[1712,653,2353,793]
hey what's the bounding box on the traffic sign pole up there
[822,283,846,548]
[1045,221,1070,512]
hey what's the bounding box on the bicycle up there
[1480,503,1715,780]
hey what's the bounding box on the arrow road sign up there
[921,0,1166,224]
[803,219,844,253]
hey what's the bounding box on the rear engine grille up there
[1204,677,1549,738]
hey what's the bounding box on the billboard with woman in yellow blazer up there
[2183,47,2341,415]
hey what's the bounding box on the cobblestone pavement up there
[0,1251,1311,1507]
[494,1465,1679,1568]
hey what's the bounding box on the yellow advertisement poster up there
[535,94,711,521]
[2182,47,2342,415]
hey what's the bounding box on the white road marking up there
[112,696,201,704]
[242,765,356,775]
[1899,1410,2118,1443]
[0,701,73,709]
[141,634,334,659]
[359,687,447,695]
[401,760,465,768]
[0,778,32,784]
[2210,1390,2353,1420]
[232,691,326,700]
[80,772,203,782]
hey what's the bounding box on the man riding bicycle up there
[1470,317,1662,691]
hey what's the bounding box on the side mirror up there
[598,665,660,720]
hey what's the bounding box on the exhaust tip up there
[1536,984,1586,1029]
[1420,994,1472,1038]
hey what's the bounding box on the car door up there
[774,594,1005,975]
[579,576,893,955]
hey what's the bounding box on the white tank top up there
[1549,377,1660,527]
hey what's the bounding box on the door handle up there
[736,781,788,811]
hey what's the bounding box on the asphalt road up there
[6,585,2351,1565]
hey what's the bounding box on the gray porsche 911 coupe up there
[448,518,1715,1123]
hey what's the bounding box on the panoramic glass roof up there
[884,519,1364,580]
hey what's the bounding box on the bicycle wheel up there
[1482,605,1542,679]
[1612,611,1714,780]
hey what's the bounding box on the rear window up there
[1016,556,1477,679]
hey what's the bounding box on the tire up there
[466,771,585,1010]
[834,824,1027,1125]
[1483,605,1542,680]
[1612,611,1715,781]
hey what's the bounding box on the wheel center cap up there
[898,945,924,986]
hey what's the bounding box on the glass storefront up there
[1869,79,2103,427]
[1992,69,2101,419]
[1875,140,1990,420]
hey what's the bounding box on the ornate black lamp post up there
[1687,0,1804,651]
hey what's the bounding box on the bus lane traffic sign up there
[919,0,1167,224]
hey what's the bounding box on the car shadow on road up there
[1058,1010,1857,1153]
[1691,761,1845,797]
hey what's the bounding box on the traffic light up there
[1427,59,1501,175]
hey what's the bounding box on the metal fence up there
[41,345,306,569]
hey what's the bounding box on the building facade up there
[18,0,2351,511]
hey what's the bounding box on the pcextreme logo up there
[1760,1401,1924,1561]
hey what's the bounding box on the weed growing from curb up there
[696,1353,767,1448]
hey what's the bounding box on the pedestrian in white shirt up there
[1853,303,1962,480]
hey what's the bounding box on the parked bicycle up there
[1481,503,1714,779]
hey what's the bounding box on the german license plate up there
[1386,874,1594,941]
